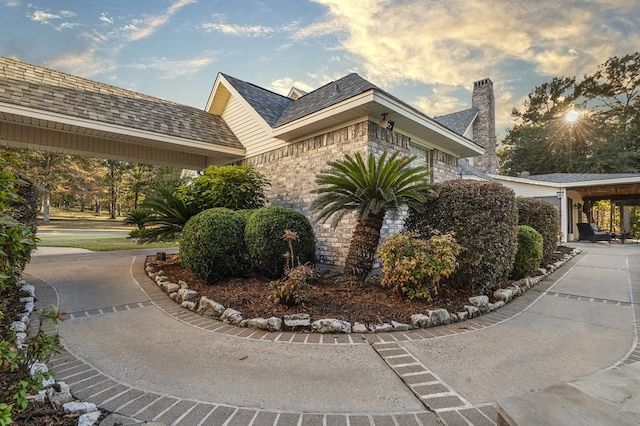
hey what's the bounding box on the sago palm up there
[139,189,200,242]
[312,151,430,283]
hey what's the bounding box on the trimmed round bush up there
[511,225,543,279]
[516,197,559,263]
[235,209,258,224]
[179,208,247,284]
[405,180,518,294]
[245,206,316,278]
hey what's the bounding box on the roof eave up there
[271,90,483,157]
[0,102,246,158]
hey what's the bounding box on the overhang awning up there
[0,56,245,169]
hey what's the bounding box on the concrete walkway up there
[23,242,640,425]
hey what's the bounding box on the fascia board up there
[372,92,483,155]
[0,102,246,156]
[490,174,640,188]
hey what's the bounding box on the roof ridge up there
[221,73,291,101]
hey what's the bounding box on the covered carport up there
[492,173,640,242]
[0,56,245,169]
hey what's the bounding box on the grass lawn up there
[36,207,178,251]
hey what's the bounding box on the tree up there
[500,52,640,175]
[102,159,132,219]
[178,164,270,211]
[312,151,429,283]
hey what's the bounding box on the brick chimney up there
[471,78,498,174]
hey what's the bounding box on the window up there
[410,145,431,175]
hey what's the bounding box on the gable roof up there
[0,56,243,151]
[221,73,292,126]
[210,71,484,157]
[274,73,379,127]
[434,107,478,135]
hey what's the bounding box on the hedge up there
[516,197,559,263]
[510,225,543,279]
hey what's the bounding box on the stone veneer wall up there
[245,120,456,267]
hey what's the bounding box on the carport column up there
[557,188,568,243]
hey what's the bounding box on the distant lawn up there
[36,207,177,251]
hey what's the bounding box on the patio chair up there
[577,222,611,243]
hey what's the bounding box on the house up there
[205,72,486,265]
[0,56,490,266]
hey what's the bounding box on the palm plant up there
[139,190,200,242]
[312,151,430,283]
[124,208,151,230]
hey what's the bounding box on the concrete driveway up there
[23,242,639,425]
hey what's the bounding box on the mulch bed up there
[147,246,573,326]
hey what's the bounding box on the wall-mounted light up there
[556,189,564,199]
[380,113,395,131]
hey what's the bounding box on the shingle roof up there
[274,73,379,126]
[523,173,640,183]
[434,107,478,135]
[221,73,292,126]
[458,159,494,181]
[0,56,243,150]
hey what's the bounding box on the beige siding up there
[221,95,286,157]
[0,121,209,168]
[495,180,557,198]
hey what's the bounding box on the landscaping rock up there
[165,283,179,294]
[428,308,450,326]
[493,288,513,303]
[468,295,490,312]
[197,297,225,319]
[179,280,188,289]
[63,401,97,415]
[23,301,34,314]
[221,308,243,325]
[246,317,282,331]
[391,321,411,331]
[464,305,479,318]
[21,283,35,297]
[51,382,73,406]
[181,301,196,311]
[374,323,394,333]
[30,362,55,388]
[178,288,198,303]
[411,314,431,328]
[311,319,351,334]
[78,410,101,426]
[10,321,26,332]
[284,313,311,327]
[457,311,469,320]
[352,322,368,333]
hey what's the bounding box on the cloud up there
[45,49,115,76]
[28,8,79,30]
[129,54,216,78]
[270,77,314,95]
[201,22,274,37]
[4,0,21,6]
[124,0,197,41]
[99,12,114,24]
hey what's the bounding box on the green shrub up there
[178,164,270,211]
[405,180,518,294]
[179,208,247,283]
[245,206,316,278]
[516,197,560,263]
[511,225,543,279]
[271,264,314,306]
[11,174,38,234]
[378,232,460,301]
[235,209,258,223]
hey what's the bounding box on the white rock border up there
[146,248,581,334]
[14,279,103,426]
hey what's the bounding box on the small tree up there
[179,164,270,211]
[312,151,429,283]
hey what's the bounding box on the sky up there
[1,0,639,139]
